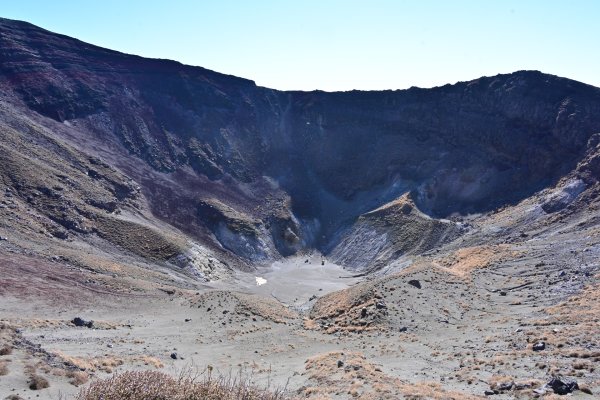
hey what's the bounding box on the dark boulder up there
[532,341,546,351]
[72,317,93,328]
[408,279,422,289]
[548,377,578,395]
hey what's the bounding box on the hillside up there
[0,18,599,399]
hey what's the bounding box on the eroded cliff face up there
[1,17,600,269]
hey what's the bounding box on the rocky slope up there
[1,18,600,400]
[1,17,600,271]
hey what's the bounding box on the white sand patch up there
[255,276,267,286]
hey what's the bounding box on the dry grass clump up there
[52,351,124,373]
[28,374,50,390]
[546,278,600,322]
[436,244,520,278]
[396,381,482,400]
[0,362,9,376]
[76,370,288,400]
[67,370,90,387]
[301,351,479,400]
[487,375,514,390]
[0,344,13,355]
[139,355,164,369]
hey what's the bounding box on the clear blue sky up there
[3,1,599,91]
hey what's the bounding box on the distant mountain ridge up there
[1,17,600,270]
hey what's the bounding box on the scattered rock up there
[72,317,93,328]
[548,377,579,395]
[170,352,178,360]
[496,381,514,392]
[343,364,361,372]
[532,341,546,351]
[499,290,507,296]
[533,387,547,395]
[514,382,534,390]
[484,390,495,396]
[375,301,387,309]
[337,360,344,368]
[361,308,368,318]
[407,279,421,289]
[184,318,192,322]
[535,377,580,395]
[399,327,408,332]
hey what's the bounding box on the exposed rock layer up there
[1,18,600,267]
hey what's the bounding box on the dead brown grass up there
[28,374,49,390]
[67,370,89,387]
[0,344,12,355]
[52,351,124,373]
[301,351,481,400]
[546,277,600,323]
[4,395,24,400]
[0,362,9,376]
[76,370,288,400]
[436,245,520,278]
[139,355,164,369]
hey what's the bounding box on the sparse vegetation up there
[4,395,25,400]
[75,370,288,400]
[67,370,90,387]
[0,345,12,355]
[0,362,9,376]
[28,374,50,390]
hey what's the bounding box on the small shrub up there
[76,369,288,400]
[28,374,50,390]
[0,345,12,356]
[68,370,89,387]
[0,362,9,376]
[572,361,589,370]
